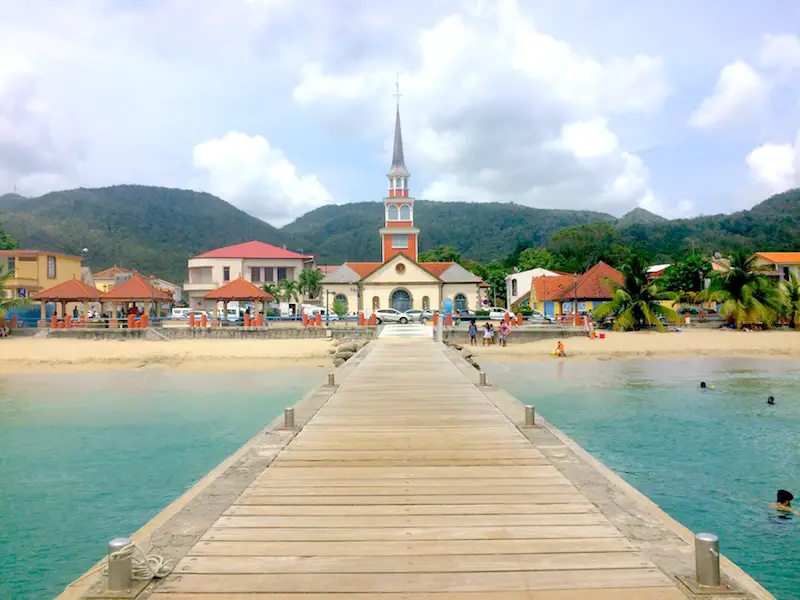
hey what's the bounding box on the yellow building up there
[0,250,83,300]
[751,252,800,281]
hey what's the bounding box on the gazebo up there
[34,276,103,327]
[100,272,172,327]
[204,277,274,326]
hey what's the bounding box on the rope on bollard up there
[108,541,173,580]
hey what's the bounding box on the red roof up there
[318,265,340,275]
[346,262,382,278]
[419,262,454,277]
[93,265,133,279]
[34,277,102,301]
[532,262,623,301]
[193,241,309,260]
[753,252,800,264]
[204,277,275,301]
[100,272,172,301]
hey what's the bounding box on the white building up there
[506,267,565,308]
[184,241,314,310]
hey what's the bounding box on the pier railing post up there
[107,537,133,591]
[327,372,335,387]
[284,408,295,430]
[478,371,487,386]
[695,532,721,587]
[525,405,535,427]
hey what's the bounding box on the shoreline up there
[466,329,800,363]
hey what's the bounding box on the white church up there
[321,101,487,315]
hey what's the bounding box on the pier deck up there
[150,338,691,599]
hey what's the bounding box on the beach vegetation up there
[658,255,712,294]
[0,221,17,251]
[331,299,347,317]
[262,283,279,301]
[698,250,780,329]
[780,271,800,328]
[0,270,28,317]
[593,255,680,331]
[517,247,555,271]
[298,268,324,299]
[278,279,300,304]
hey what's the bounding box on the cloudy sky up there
[2,0,800,225]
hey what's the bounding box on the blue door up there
[544,301,555,317]
[391,289,411,312]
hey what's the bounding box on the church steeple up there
[387,78,409,198]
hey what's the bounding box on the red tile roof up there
[204,277,274,301]
[34,277,102,301]
[100,272,172,301]
[345,262,382,278]
[531,262,623,302]
[753,252,800,264]
[318,265,340,275]
[93,265,133,279]
[193,241,310,260]
[419,262,454,277]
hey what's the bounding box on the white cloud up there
[292,0,669,216]
[746,135,800,194]
[192,132,332,226]
[759,34,800,72]
[688,60,768,129]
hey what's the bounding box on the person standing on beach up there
[499,320,510,347]
[482,323,493,346]
[468,321,478,346]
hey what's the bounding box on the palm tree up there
[298,268,324,299]
[780,271,800,328]
[278,279,300,304]
[593,255,680,331]
[698,250,780,329]
[261,283,279,302]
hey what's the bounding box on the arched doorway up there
[390,289,412,312]
[455,294,468,312]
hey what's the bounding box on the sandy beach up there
[0,338,335,373]
[468,329,800,362]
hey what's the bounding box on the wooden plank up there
[157,568,674,593]
[175,552,652,574]
[247,477,573,488]
[150,589,689,600]
[276,450,545,460]
[271,458,547,467]
[224,502,597,516]
[201,525,625,542]
[256,466,561,479]
[189,538,636,557]
[236,493,580,505]
[240,485,577,497]
[214,513,609,529]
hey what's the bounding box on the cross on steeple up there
[393,73,402,108]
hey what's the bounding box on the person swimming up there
[767,396,775,405]
[771,490,796,514]
[700,382,706,389]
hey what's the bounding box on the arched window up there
[511,279,518,296]
[422,296,430,310]
[334,294,348,311]
[391,289,412,312]
[372,296,380,311]
[402,178,407,189]
[388,205,399,220]
[455,294,468,312]
[399,204,411,220]
[395,177,401,189]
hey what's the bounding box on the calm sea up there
[485,357,800,600]
[0,367,323,600]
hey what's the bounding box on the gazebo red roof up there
[34,277,103,301]
[204,277,275,301]
[100,272,172,301]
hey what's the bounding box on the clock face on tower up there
[396,263,406,275]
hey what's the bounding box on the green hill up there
[0,185,288,284]
[2,185,800,283]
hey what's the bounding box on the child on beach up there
[499,320,510,347]
[468,321,478,346]
[482,323,493,346]
[553,340,566,357]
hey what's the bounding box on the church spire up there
[387,75,409,197]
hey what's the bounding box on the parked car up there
[374,308,409,324]
[488,307,515,321]
[526,310,556,324]
[453,311,479,324]
[171,307,190,318]
[404,309,434,323]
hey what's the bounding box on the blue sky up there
[1,0,799,224]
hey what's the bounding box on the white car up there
[374,308,409,324]
[488,307,515,321]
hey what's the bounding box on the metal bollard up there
[284,407,295,429]
[478,371,487,386]
[327,372,335,386]
[525,405,535,427]
[695,532,721,587]
[107,537,133,591]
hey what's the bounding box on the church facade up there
[321,104,487,315]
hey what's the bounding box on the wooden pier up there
[147,338,697,599]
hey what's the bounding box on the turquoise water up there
[0,368,323,600]
[486,358,799,600]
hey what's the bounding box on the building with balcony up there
[0,250,83,300]
[751,252,800,281]
[185,241,314,310]
[93,265,182,304]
